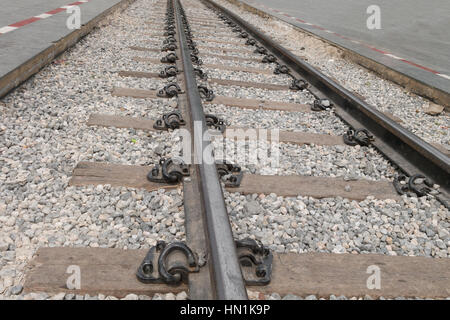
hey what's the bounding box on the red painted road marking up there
[363,44,387,55]
[9,17,41,28]
[312,24,326,31]
[0,0,90,35]
[400,59,439,74]
[45,8,67,15]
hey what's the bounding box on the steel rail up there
[173,0,248,299]
[202,0,450,204]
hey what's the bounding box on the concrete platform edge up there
[224,0,450,108]
[0,0,137,100]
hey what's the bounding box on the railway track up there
[0,0,449,301]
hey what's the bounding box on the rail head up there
[174,0,248,300]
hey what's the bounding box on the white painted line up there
[437,74,450,80]
[304,22,312,25]
[0,26,18,34]
[325,30,333,33]
[35,13,52,19]
[0,0,90,37]
[384,53,403,60]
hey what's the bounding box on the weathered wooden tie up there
[130,43,254,54]
[119,69,289,90]
[111,87,309,112]
[69,162,177,192]
[232,174,401,201]
[205,95,309,112]
[24,247,450,299]
[87,113,344,146]
[69,162,399,201]
[132,56,273,74]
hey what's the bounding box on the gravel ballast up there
[0,0,186,298]
[226,192,449,258]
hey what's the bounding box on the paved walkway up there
[243,0,450,94]
[0,0,123,84]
